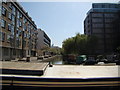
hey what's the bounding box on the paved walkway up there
[42,65,119,78]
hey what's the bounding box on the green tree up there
[62,33,98,55]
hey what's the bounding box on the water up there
[51,56,64,65]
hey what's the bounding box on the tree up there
[62,33,98,55]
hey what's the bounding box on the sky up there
[20,0,119,48]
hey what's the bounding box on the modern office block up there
[84,3,120,54]
[37,29,51,56]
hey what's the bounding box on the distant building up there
[1,0,38,60]
[37,29,51,55]
[84,2,120,54]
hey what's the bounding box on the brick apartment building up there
[1,0,38,60]
[84,2,120,54]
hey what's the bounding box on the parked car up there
[84,59,96,65]
[84,57,96,65]
[115,60,120,65]
[76,55,87,64]
[37,56,44,60]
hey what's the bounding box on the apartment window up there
[16,29,22,36]
[0,32,2,41]
[23,41,26,47]
[17,19,19,28]
[23,17,27,23]
[9,3,12,9]
[7,34,11,42]
[27,34,30,39]
[8,12,12,20]
[8,23,11,31]
[12,5,16,15]
[1,19,6,28]
[19,21,22,27]
[16,37,20,47]
[24,33,27,38]
[11,14,15,25]
[19,30,22,36]
[20,13,22,18]
[2,7,6,16]
[24,25,27,31]
[11,25,14,35]
[17,11,20,18]
[16,29,19,38]
[2,32,5,41]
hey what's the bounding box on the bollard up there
[49,61,53,67]
[26,57,30,62]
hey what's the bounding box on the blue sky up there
[20,1,118,47]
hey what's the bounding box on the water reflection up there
[51,56,64,65]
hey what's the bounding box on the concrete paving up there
[1,61,119,78]
[42,65,119,78]
[1,61,49,76]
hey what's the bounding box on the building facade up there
[84,3,120,54]
[1,0,38,60]
[37,29,51,56]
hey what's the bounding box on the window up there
[105,19,113,23]
[2,32,5,41]
[9,3,12,9]
[92,18,103,23]
[24,33,27,38]
[23,17,27,23]
[7,34,11,42]
[20,13,22,18]
[11,25,14,35]
[23,25,27,31]
[0,32,2,41]
[1,19,6,28]
[2,7,6,16]
[92,13,103,17]
[92,23,103,28]
[11,14,15,25]
[19,21,22,27]
[12,5,16,15]
[93,4,102,8]
[104,14,114,17]
[105,24,113,28]
[8,12,12,20]
[16,29,19,38]
[92,29,103,33]
[8,23,11,31]
[16,29,22,37]
[17,19,19,28]
[16,37,20,47]
[17,11,20,18]
[23,41,26,48]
